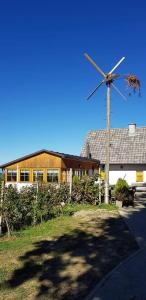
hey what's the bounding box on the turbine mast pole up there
[105,81,110,204]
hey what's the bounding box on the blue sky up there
[0,0,146,163]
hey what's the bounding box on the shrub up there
[1,176,101,236]
[73,176,80,185]
[48,183,70,217]
[1,185,20,236]
[18,186,36,227]
[71,174,99,205]
[114,178,129,202]
[37,184,52,222]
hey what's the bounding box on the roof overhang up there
[0,149,100,169]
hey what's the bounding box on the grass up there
[62,202,117,214]
[0,203,138,300]
[97,203,117,210]
[0,203,117,251]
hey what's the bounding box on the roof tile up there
[81,127,146,164]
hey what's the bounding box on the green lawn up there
[0,203,138,300]
[0,203,117,251]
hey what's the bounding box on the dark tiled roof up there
[81,127,146,164]
[0,149,99,168]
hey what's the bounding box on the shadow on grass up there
[2,212,139,300]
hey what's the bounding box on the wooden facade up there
[0,150,99,186]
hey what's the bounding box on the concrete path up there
[120,199,146,248]
[86,198,146,300]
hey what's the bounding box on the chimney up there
[128,123,136,136]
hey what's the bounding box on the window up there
[20,170,30,182]
[7,170,17,182]
[73,169,87,178]
[136,171,144,182]
[101,165,105,171]
[33,170,43,182]
[47,169,58,183]
[73,170,81,177]
[100,171,105,180]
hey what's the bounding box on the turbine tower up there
[84,53,126,204]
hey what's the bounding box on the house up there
[81,124,146,186]
[0,149,99,189]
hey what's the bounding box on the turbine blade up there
[87,80,105,100]
[84,53,106,78]
[111,83,127,101]
[108,57,125,75]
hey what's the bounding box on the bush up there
[0,176,101,235]
[37,184,52,222]
[114,178,129,202]
[1,185,20,235]
[40,183,70,218]
[18,186,36,227]
[1,183,70,235]
[72,176,80,185]
[71,174,100,205]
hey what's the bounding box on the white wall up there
[109,170,136,185]
[5,182,33,191]
[109,164,146,185]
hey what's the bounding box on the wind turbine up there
[84,53,126,204]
